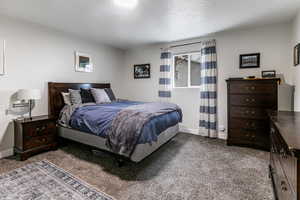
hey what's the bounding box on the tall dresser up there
[226,78,280,150]
[269,111,300,200]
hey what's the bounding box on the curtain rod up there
[170,41,202,48]
[161,41,202,50]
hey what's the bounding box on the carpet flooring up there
[0,133,273,200]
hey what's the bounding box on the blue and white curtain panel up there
[199,40,217,138]
[158,50,172,101]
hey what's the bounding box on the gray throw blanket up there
[106,102,182,156]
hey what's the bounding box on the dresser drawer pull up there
[36,126,47,133]
[245,98,256,103]
[280,148,288,159]
[281,181,288,191]
[244,110,249,115]
[246,122,256,127]
[270,128,275,134]
[245,86,256,91]
[39,138,47,143]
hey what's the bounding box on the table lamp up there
[17,89,41,119]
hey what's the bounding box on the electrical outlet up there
[219,125,226,132]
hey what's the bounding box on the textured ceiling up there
[0,0,299,49]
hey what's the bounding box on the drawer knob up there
[270,128,275,134]
[251,86,256,90]
[40,138,47,143]
[36,126,46,133]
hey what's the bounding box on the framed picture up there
[134,64,151,79]
[294,44,300,66]
[0,40,5,76]
[262,70,276,78]
[240,53,260,69]
[75,51,93,73]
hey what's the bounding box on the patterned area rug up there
[0,160,114,200]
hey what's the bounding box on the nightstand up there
[14,115,58,161]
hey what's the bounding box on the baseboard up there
[179,125,227,140]
[0,148,14,159]
[179,125,200,135]
[218,132,227,140]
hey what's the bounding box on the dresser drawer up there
[230,106,268,119]
[23,121,56,138]
[271,124,297,194]
[229,128,256,142]
[230,95,276,107]
[229,82,277,94]
[274,156,295,200]
[229,118,268,130]
[24,134,56,150]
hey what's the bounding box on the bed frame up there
[48,82,179,163]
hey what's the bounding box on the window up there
[173,52,201,88]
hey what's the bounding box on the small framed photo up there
[75,51,93,73]
[240,53,260,69]
[134,64,151,79]
[294,44,300,66]
[262,70,276,78]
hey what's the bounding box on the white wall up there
[292,10,300,111]
[120,23,293,139]
[0,16,124,156]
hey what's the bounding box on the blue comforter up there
[69,101,182,144]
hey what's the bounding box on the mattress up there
[68,101,182,144]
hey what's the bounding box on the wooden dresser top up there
[270,111,300,154]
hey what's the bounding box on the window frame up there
[172,51,201,89]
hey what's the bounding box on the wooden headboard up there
[48,82,111,119]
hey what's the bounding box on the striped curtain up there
[199,40,217,138]
[158,50,172,101]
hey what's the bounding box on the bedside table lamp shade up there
[17,89,41,119]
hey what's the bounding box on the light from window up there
[173,52,201,88]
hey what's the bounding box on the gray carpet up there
[0,133,273,200]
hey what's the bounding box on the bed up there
[48,82,182,163]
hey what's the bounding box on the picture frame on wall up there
[239,53,260,69]
[75,51,93,73]
[262,70,276,78]
[294,43,300,66]
[0,40,5,76]
[134,63,151,79]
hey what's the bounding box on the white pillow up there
[61,92,71,105]
[91,88,111,104]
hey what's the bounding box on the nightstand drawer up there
[24,134,56,150]
[23,121,56,137]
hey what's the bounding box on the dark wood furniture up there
[226,78,280,150]
[14,115,57,161]
[48,82,111,119]
[269,111,300,200]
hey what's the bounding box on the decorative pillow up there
[104,88,116,101]
[68,89,82,105]
[61,92,71,105]
[91,88,111,104]
[80,88,95,103]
